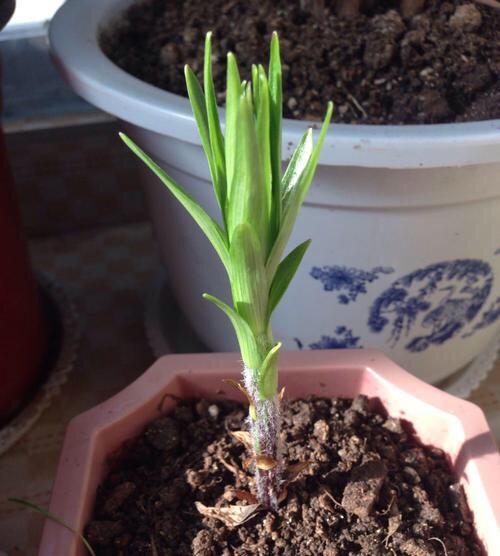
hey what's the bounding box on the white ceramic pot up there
[50,0,500,383]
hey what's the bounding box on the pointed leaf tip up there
[258,341,281,400]
[326,100,334,118]
[268,239,312,317]
[203,293,260,371]
[120,135,230,272]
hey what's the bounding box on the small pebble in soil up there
[449,4,482,33]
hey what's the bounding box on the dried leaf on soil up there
[229,430,252,450]
[284,461,311,482]
[233,490,258,504]
[278,487,288,504]
[384,514,402,547]
[223,379,256,418]
[278,386,286,402]
[195,501,260,527]
[220,458,244,478]
[242,456,253,470]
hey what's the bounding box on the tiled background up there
[0,116,159,554]
[6,121,147,238]
[0,222,162,555]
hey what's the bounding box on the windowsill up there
[1,30,112,134]
[4,110,114,134]
[0,20,47,41]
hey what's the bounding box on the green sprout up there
[120,31,332,509]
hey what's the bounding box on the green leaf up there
[266,102,333,280]
[225,52,241,201]
[268,239,311,319]
[204,32,226,213]
[203,293,260,369]
[226,86,270,253]
[256,65,272,244]
[229,223,268,335]
[251,64,260,116]
[281,129,313,214]
[184,65,223,208]
[258,342,281,400]
[268,32,283,241]
[8,498,96,556]
[120,133,230,273]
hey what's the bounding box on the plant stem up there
[243,364,282,509]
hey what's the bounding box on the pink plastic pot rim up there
[40,349,500,555]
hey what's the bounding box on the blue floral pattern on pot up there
[310,265,394,304]
[463,296,500,338]
[295,326,362,350]
[368,259,493,352]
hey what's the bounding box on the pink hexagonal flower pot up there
[39,350,500,555]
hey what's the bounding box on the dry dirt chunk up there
[192,529,216,556]
[449,4,482,33]
[341,458,387,518]
[401,446,430,475]
[102,481,136,515]
[86,520,124,547]
[349,394,369,415]
[449,482,473,534]
[400,0,426,18]
[313,419,329,443]
[158,477,189,506]
[418,90,452,123]
[455,64,493,96]
[371,10,406,39]
[364,38,396,71]
[144,416,180,452]
[401,538,436,556]
[383,416,403,434]
[363,11,406,72]
[412,485,444,526]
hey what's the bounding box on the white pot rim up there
[49,0,500,169]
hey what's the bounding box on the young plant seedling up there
[120,32,332,510]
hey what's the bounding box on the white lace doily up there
[145,272,499,400]
[0,273,80,455]
[442,331,500,398]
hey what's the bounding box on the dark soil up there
[100,0,500,125]
[86,395,482,555]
